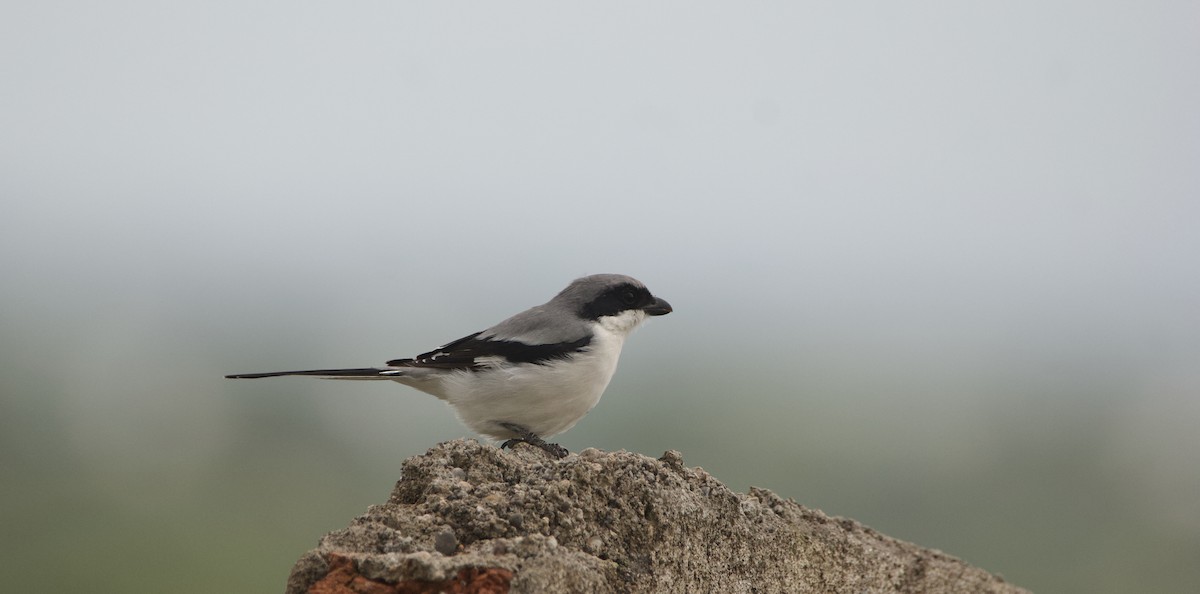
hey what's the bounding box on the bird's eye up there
[620,290,638,305]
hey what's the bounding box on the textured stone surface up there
[287,439,1027,594]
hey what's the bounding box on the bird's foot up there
[498,423,569,459]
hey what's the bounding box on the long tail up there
[225,368,393,380]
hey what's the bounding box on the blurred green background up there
[2,2,1197,592]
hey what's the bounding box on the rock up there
[434,528,459,556]
[287,439,1027,594]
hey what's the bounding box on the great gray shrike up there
[226,274,672,458]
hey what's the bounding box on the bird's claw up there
[498,423,569,459]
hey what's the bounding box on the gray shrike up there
[226,274,672,458]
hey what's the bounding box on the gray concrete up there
[288,439,1027,593]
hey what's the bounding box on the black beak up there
[643,297,673,316]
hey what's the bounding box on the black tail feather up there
[225,368,387,379]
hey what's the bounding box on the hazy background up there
[2,2,1197,592]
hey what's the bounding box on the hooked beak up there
[643,297,673,316]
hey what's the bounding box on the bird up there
[226,274,672,458]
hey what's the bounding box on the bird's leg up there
[497,422,569,459]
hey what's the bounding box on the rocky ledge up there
[288,439,1026,594]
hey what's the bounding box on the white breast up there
[435,318,635,439]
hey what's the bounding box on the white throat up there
[596,309,648,337]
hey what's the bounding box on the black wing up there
[386,332,591,370]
